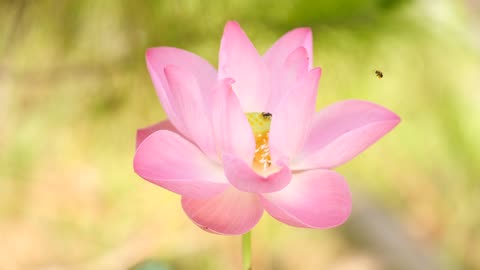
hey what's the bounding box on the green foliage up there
[130,260,172,270]
[1,0,479,269]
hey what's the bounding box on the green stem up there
[242,231,252,270]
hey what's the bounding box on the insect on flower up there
[134,21,400,235]
[261,112,272,120]
[375,70,384,78]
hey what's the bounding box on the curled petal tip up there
[311,67,322,77]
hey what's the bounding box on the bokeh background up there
[1,0,479,269]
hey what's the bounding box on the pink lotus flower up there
[134,21,400,235]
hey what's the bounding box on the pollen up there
[246,112,272,171]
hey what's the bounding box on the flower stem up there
[242,231,252,270]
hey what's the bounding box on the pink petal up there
[269,68,321,162]
[267,46,310,111]
[261,169,351,228]
[136,120,178,149]
[134,130,228,198]
[222,154,292,193]
[292,100,401,170]
[163,65,217,160]
[182,188,264,235]
[263,27,313,70]
[218,21,269,112]
[146,47,217,134]
[211,79,256,163]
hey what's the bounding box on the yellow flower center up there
[245,112,272,172]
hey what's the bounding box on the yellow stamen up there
[246,112,272,171]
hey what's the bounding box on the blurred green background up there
[1,0,479,269]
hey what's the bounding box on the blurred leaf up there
[130,260,173,270]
